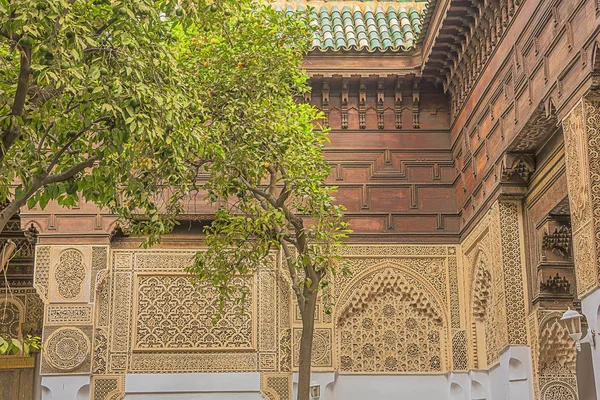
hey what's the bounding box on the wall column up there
[562,95,600,399]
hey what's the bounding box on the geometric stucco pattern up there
[38,244,464,387]
[102,249,285,376]
[260,373,291,400]
[496,201,528,346]
[461,201,528,369]
[91,375,124,400]
[562,97,600,296]
[35,246,108,376]
[36,243,475,393]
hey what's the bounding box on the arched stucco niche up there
[508,358,530,400]
[334,262,449,373]
[471,380,486,400]
[469,249,493,369]
[450,382,466,400]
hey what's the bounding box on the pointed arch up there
[335,262,448,373]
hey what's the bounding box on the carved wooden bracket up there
[412,79,420,129]
[500,152,535,183]
[359,79,367,130]
[395,78,403,129]
[341,78,349,130]
[377,78,385,130]
[321,80,330,128]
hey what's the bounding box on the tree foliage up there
[1,1,349,398]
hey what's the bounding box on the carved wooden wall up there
[451,0,600,233]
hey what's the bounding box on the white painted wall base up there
[124,372,263,400]
[581,286,600,400]
[40,375,90,400]
[290,347,534,400]
[40,347,536,400]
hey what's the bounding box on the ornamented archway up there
[335,264,448,373]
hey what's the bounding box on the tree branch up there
[276,166,292,207]
[95,17,118,36]
[267,165,277,197]
[278,231,306,312]
[43,156,97,185]
[0,155,97,233]
[1,46,31,164]
[46,116,111,171]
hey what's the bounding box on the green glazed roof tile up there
[299,3,422,52]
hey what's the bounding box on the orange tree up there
[0,1,349,398]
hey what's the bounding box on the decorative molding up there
[46,304,92,325]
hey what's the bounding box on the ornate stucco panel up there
[322,245,458,374]
[461,200,528,369]
[562,97,600,296]
[100,249,285,375]
[33,245,109,376]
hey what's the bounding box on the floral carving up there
[54,249,87,300]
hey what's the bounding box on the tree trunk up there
[297,288,318,400]
[0,200,21,235]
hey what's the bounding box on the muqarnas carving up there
[542,225,572,258]
[336,267,446,373]
[540,274,571,294]
[538,314,579,400]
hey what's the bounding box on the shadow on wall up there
[577,342,598,400]
[471,380,486,400]
[41,386,51,400]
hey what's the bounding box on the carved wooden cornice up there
[422,0,521,117]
